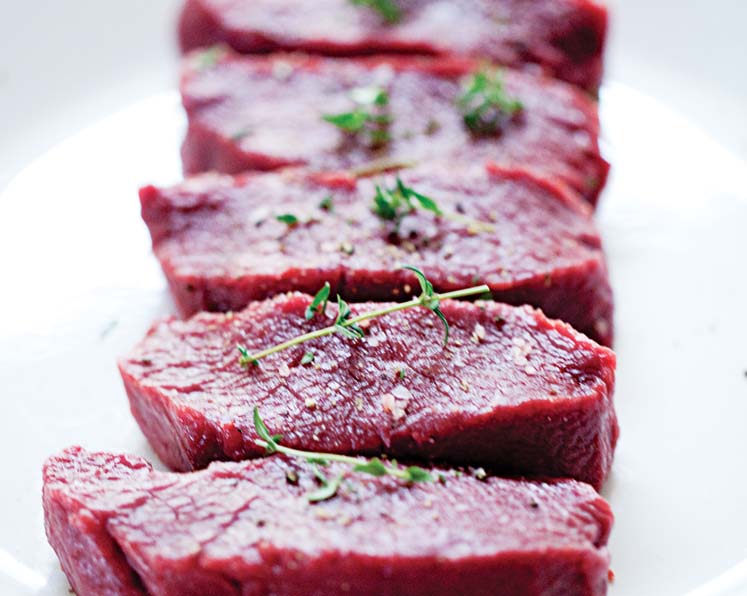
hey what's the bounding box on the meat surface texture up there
[178,0,608,91]
[44,447,614,596]
[139,165,614,345]
[180,51,609,204]
[119,293,618,487]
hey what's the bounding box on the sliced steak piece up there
[178,0,608,92]
[140,165,614,344]
[119,293,618,487]
[44,446,614,596]
[180,51,609,204]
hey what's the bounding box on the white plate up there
[0,81,746,596]
[2,2,747,593]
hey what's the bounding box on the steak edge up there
[44,446,613,596]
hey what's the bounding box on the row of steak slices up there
[43,2,618,595]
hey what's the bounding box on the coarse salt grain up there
[470,322,486,344]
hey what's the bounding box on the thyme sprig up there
[237,266,489,365]
[349,0,402,24]
[373,177,442,229]
[372,177,495,234]
[457,68,523,136]
[323,86,392,147]
[253,407,432,502]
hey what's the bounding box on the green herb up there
[398,368,406,379]
[323,86,392,147]
[301,351,315,365]
[237,267,489,365]
[372,177,494,234]
[253,407,433,502]
[402,265,449,344]
[276,214,300,226]
[305,282,331,320]
[373,177,442,230]
[230,128,251,141]
[333,295,365,340]
[195,45,224,70]
[457,68,523,136]
[349,0,402,23]
[237,344,257,367]
[306,472,345,502]
[319,196,334,211]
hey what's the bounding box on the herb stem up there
[252,406,433,501]
[442,212,496,233]
[242,327,337,363]
[255,438,405,474]
[240,283,489,365]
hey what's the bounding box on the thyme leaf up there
[353,457,388,476]
[305,282,331,320]
[404,466,434,483]
[319,196,334,212]
[372,176,442,230]
[301,351,315,365]
[252,407,283,453]
[457,68,523,136]
[253,407,433,502]
[334,295,365,340]
[350,0,402,23]
[276,214,299,226]
[323,86,392,147]
[402,265,449,344]
[238,344,258,367]
[306,473,345,503]
[372,178,494,235]
[194,45,225,70]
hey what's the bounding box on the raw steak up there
[44,446,614,595]
[178,0,608,91]
[140,164,614,344]
[119,293,618,487]
[180,51,609,204]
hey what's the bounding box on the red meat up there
[178,0,608,91]
[119,293,618,487]
[44,446,614,595]
[140,165,614,344]
[180,51,609,204]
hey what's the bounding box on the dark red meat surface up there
[180,51,609,204]
[178,0,608,91]
[44,446,614,596]
[140,165,614,344]
[119,293,618,487]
